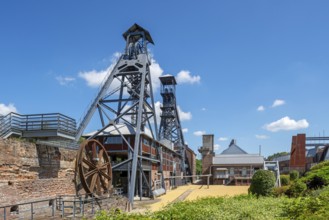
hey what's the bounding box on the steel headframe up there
[75,23,159,207]
[158,75,188,176]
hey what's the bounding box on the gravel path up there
[134,185,249,212]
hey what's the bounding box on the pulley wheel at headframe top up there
[74,139,112,197]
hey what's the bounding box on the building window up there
[230,168,234,176]
[215,170,227,179]
[143,138,150,146]
[242,167,247,176]
[104,136,122,144]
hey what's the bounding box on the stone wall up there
[0,138,76,206]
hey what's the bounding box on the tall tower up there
[75,24,159,207]
[158,75,187,175]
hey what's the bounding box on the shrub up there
[307,175,327,190]
[282,186,329,219]
[273,186,289,197]
[280,175,290,186]
[301,161,329,187]
[249,170,275,197]
[290,170,299,181]
[310,161,329,171]
[286,180,307,197]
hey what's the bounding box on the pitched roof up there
[213,154,264,165]
[122,23,154,44]
[220,139,248,155]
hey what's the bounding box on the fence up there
[0,198,56,220]
[0,193,127,220]
[0,112,77,139]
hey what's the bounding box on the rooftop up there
[83,123,153,138]
[213,154,264,165]
[122,23,154,44]
[220,139,248,155]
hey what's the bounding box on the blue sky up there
[1,1,329,157]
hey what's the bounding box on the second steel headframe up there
[158,76,190,177]
[75,23,162,207]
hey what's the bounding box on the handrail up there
[0,112,77,138]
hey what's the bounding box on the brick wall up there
[201,154,213,184]
[289,134,306,172]
[0,138,76,206]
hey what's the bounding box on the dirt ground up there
[133,184,249,212]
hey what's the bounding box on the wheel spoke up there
[84,169,98,179]
[99,162,111,170]
[98,148,104,160]
[99,170,112,180]
[96,176,101,194]
[82,158,96,169]
[89,173,98,191]
[99,176,108,191]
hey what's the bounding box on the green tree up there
[249,170,276,197]
[266,152,289,161]
[196,159,202,175]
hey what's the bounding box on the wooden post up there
[207,176,209,188]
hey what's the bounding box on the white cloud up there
[177,106,192,121]
[79,69,108,87]
[214,144,221,151]
[182,128,188,133]
[201,107,206,111]
[193,130,206,136]
[176,70,201,84]
[272,99,285,108]
[218,137,228,141]
[79,53,165,93]
[154,101,162,124]
[257,105,265,111]
[79,53,121,88]
[0,103,17,115]
[149,58,164,91]
[255,134,269,140]
[264,116,309,132]
[56,76,75,86]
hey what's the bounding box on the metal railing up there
[0,198,56,220]
[0,193,127,220]
[0,112,76,139]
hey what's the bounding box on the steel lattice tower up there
[75,24,162,207]
[158,76,187,175]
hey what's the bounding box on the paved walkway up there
[135,185,249,212]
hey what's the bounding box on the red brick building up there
[199,135,264,185]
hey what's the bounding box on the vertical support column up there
[289,134,306,173]
[129,69,147,206]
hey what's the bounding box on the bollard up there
[91,196,94,214]
[73,200,76,218]
[52,200,55,217]
[79,197,82,215]
[31,203,34,220]
[61,201,64,218]
[4,207,6,220]
[82,199,85,216]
